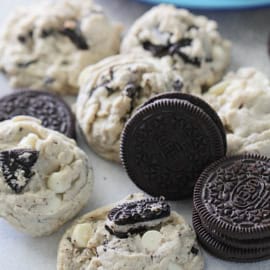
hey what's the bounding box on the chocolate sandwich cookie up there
[105,197,170,238]
[0,90,75,138]
[199,215,270,250]
[141,92,227,151]
[0,149,39,193]
[120,93,226,200]
[192,209,270,262]
[194,154,270,240]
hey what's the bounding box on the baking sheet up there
[0,0,270,269]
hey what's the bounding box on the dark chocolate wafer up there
[141,92,227,152]
[192,209,270,262]
[120,97,226,200]
[194,154,270,240]
[0,90,75,138]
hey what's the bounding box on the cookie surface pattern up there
[0,90,75,137]
[57,194,204,270]
[121,4,231,94]
[121,99,225,200]
[194,154,270,239]
[76,54,184,162]
[0,116,93,236]
[0,0,122,94]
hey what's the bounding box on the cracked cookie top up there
[121,4,231,94]
[204,67,270,157]
[76,54,184,162]
[0,0,122,95]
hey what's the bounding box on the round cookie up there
[0,0,122,95]
[141,92,227,151]
[0,116,93,236]
[0,90,75,138]
[57,194,204,270]
[194,154,270,240]
[121,96,226,200]
[121,4,231,94]
[76,54,184,162]
[204,67,270,156]
[192,210,270,262]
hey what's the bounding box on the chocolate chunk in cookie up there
[0,149,39,193]
[0,90,75,138]
[105,197,170,238]
[120,94,226,200]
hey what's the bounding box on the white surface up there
[0,0,269,269]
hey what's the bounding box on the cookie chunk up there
[204,67,270,156]
[0,0,122,95]
[0,116,93,236]
[0,90,75,138]
[57,194,204,270]
[121,5,230,94]
[76,54,184,162]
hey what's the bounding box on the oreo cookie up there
[141,92,227,151]
[0,90,75,138]
[120,93,226,200]
[192,209,270,262]
[193,154,270,261]
[105,197,170,238]
[194,154,270,240]
[0,149,39,193]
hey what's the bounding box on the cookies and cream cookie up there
[204,67,270,156]
[76,54,184,162]
[0,0,122,95]
[57,194,204,270]
[121,4,231,94]
[0,116,93,236]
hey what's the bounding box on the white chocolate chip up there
[47,166,72,193]
[71,223,93,248]
[19,133,39,148]
[168,262,184,270]
[141,230,162,252]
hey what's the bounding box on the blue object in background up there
[135,0,270,10]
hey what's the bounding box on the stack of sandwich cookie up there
[193,154,270,262]
[120,92,226,200]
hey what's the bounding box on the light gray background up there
[0,0,269,269]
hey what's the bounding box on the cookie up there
[0,90,75,138]
[57,193,204,270]
[192,209,270,262]
[198,213,270,250]
[0,116,93,236]
[194,154,270,240]
[105,197,170,238]
[76,54,184,162]
[120,95,226,200]
[0,0,122,95]
[141,92,227,151]
[121,4,231,95]
[204,67,270,157]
